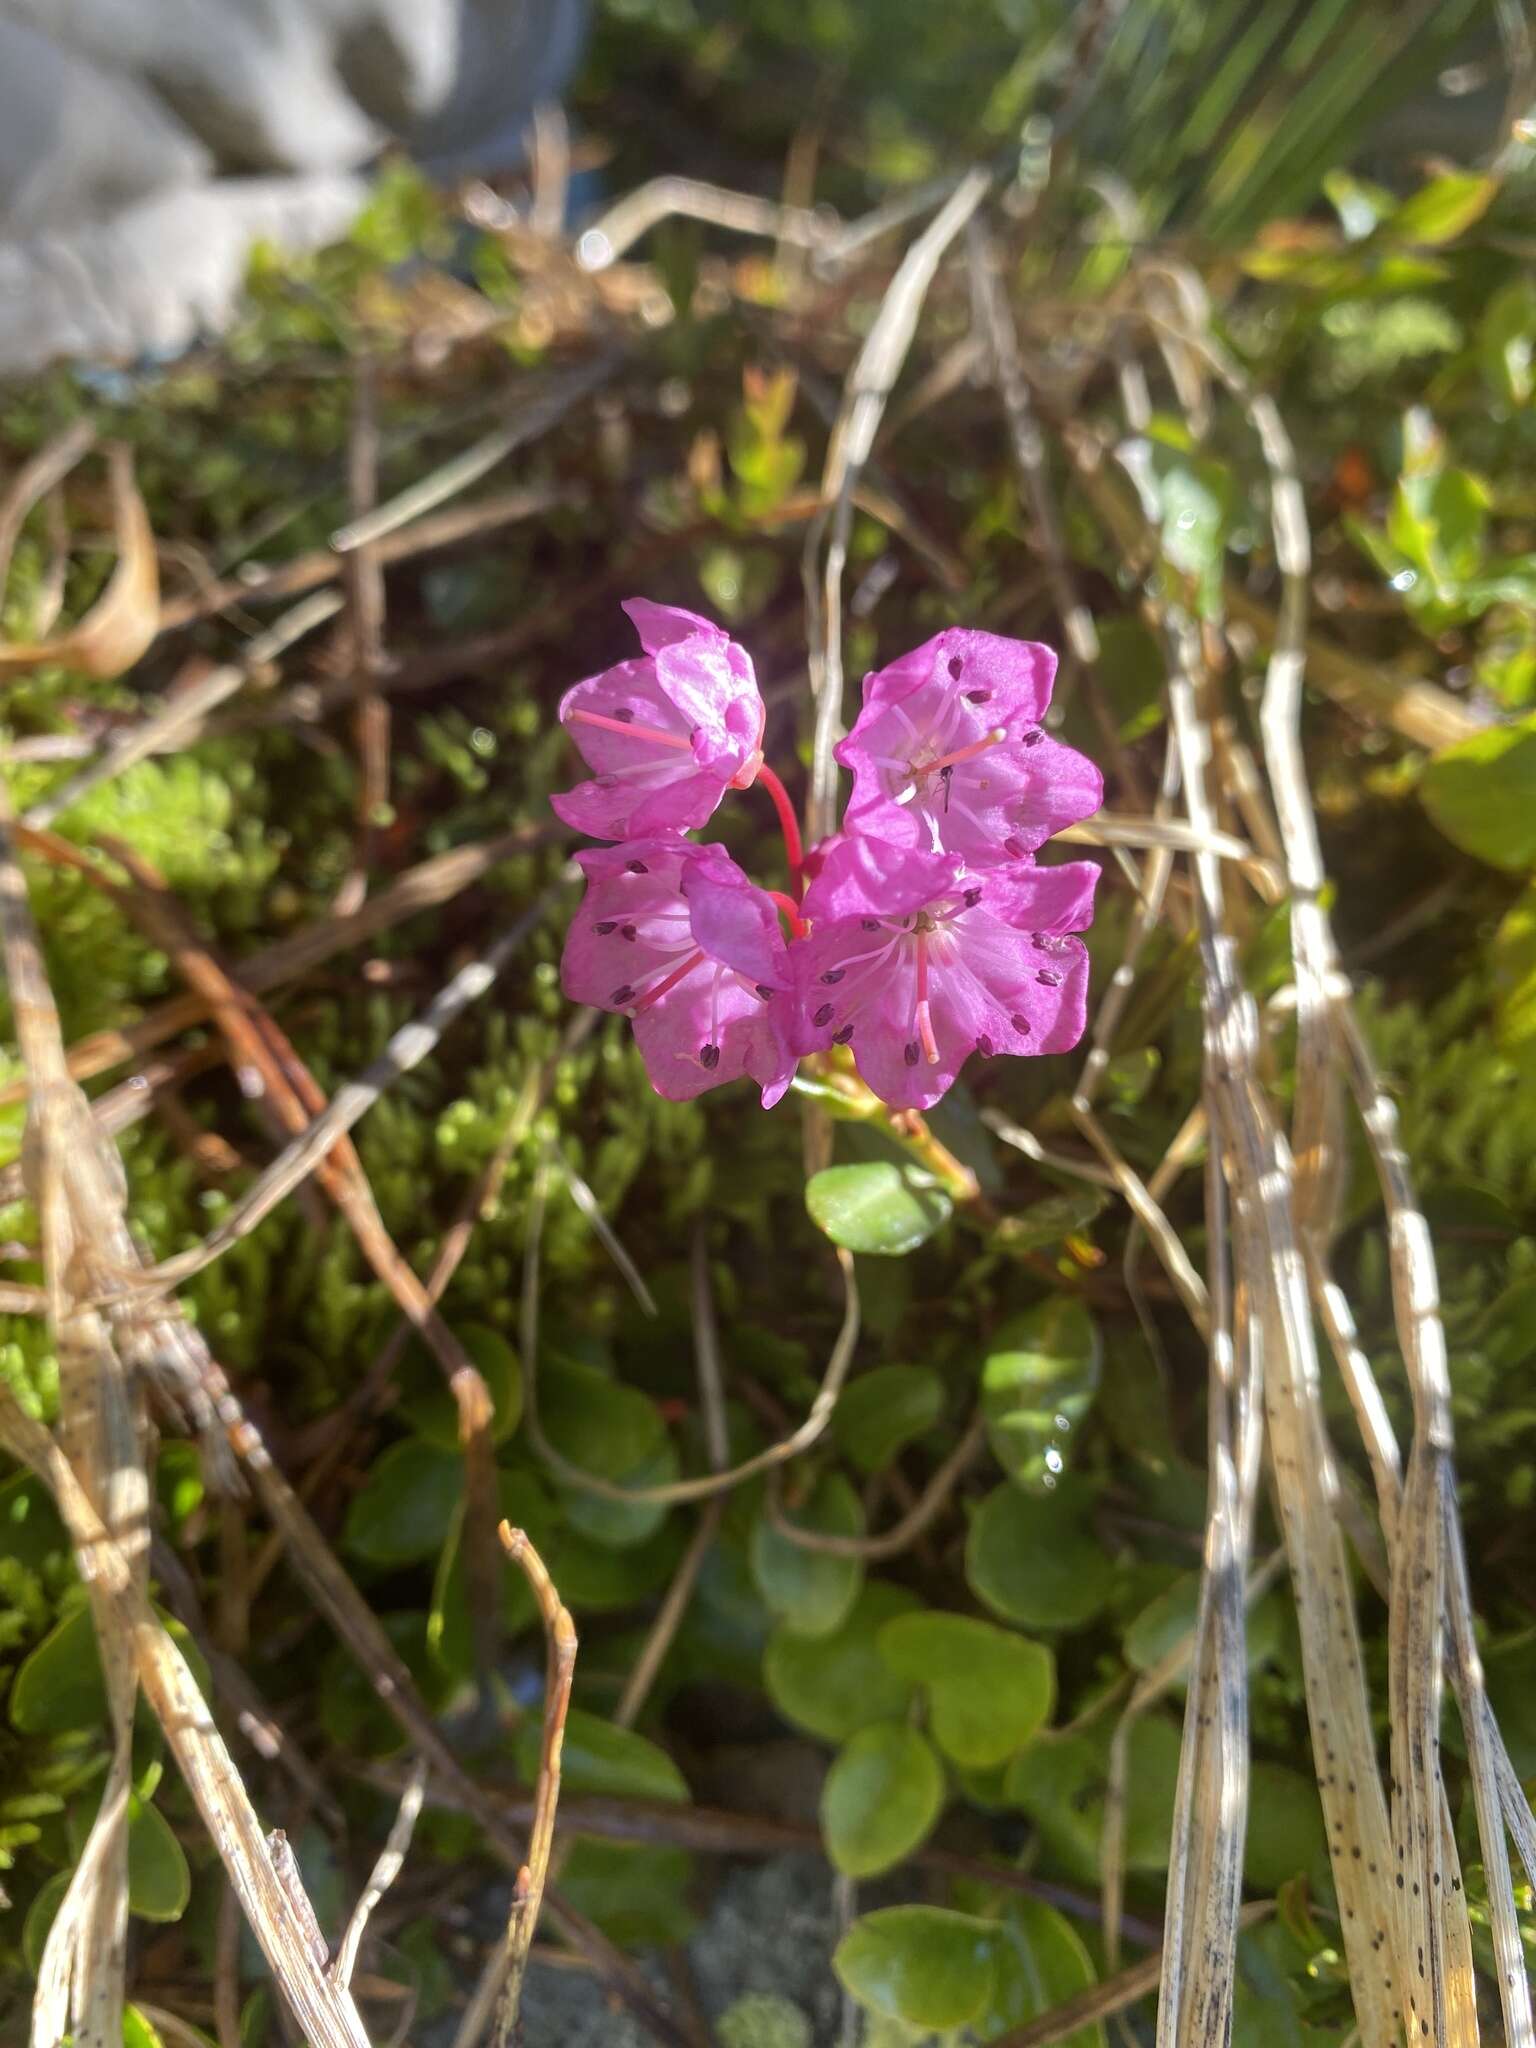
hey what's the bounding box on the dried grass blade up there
[0,442,158,681]
[0,1390,375,2048]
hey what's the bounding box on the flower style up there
[790,833,1099,1111]
[562,837,796,1105]
[551,598,766,841]
[836,626,1102,867]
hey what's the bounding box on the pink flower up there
[791,834,1098,1111]
[835,627,1102,867]
[551,599,766,841]
[563,837,796,1106]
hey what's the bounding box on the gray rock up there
[0,0,586,374]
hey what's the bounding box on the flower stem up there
[753,762,804,900]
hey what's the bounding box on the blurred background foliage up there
[2,0,1536,2043]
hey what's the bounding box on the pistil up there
[630,949,704,1014]
[569,707,692,750]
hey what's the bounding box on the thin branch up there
[494,1526,577,2048]
[332,1760,428,1994]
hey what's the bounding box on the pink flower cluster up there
[554,601,1103,1112]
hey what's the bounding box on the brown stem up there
[495,1525,577,2047]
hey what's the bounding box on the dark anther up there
[861,918,880,931]
[1022,727,1044,747]
[947,654,964,679]
[1037,969,1063,987]
[820,968,845,984]
[611,706,635,723]
[964,687,991,704]
[963,887,982,907]
[976,1034,994,1058]
[593,920,618,934]
[834,1023,855,1044]
[611,984,636,1005]
[699,1043,721,1070]
[813,1002,835,1027]
[755,983,775,1001]
[939,763,954,811]
[621,924,638,941]
[626,859,648,873]
[1010,1013,1032,1034]
[904,1040,920,1066]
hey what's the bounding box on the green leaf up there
[124,2008,173,2048]
[517,1707,689,1803]
[996,1189,1108,1255]
[1387,172,1497,248]
[805,1161,952,1256]
[1151,446,1231,618]
[1420,715,1536,871]
[343,1439,462,1565]
[397,1324,523,1450]
[821,1721,945,1877]
[539,1360,679,1548]
[10,1605,209,1735]
[23,1869,70,1975]
[980,1297,1101,1489]
[763,1580,921,1741]
[878,1613,1054,1767]
[1122,1570,1283,1676]
[0,1469,66,1572]
[750,1473,865,1637]
[1481,278,1536,408]
[1244,1762,1329,1895]
[981,1898,1105,2046]
[965,1482,1114,1630]
[1494,883,1536,1076]
[428,1469,555,1678]
[128,1794,191,1922]
[1005,1716,1181,1882]
[835,1906,996,2031]
[557,1839,697,1947]
[832,1364,944,1474]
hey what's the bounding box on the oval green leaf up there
[832,1364,943,1474]
[1004,1714,1182,1882]
[965,1483,1114,1631]
[980,1297,1100,1489]
[821,1722,945,1878]
[878,1612,1054,1766]
[982,1898,1105,2046]
[517,1707,690,1804]
[835,1905,996,2031]
[128,1795,191,1922]
[1244,1762,1329,1896]
[1420,714,1536,872]
[343,1438,462,1566]
[763,1580,921,1742]
[540,1361,679,1548]
[749,1473,865,1639]
[806,1162,952,1257]
[398,1324,523,1450]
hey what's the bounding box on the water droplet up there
[1054,1414,1071,1434]
[1390,568,1418,592]
[1175,509,1197,531]
[1044,1446,1064,1475]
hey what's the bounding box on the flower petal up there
[622,596,727,653]
[801,833,962,924]
[835,627,1101,866]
